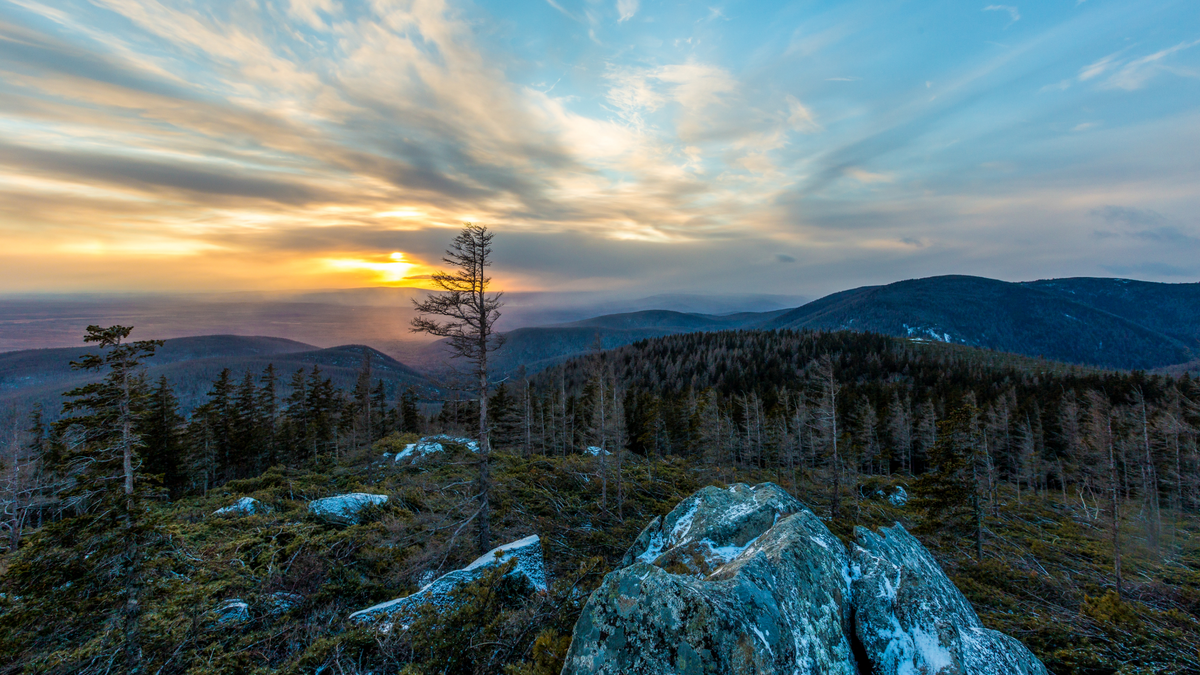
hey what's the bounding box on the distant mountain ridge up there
[763,275,1199,370]
[447,275,1200,375]
[0,335,429,417]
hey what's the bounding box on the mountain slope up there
[414,309,789,375]
[0,336,428,416]
[758,275,1195,370]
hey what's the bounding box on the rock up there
[262,592,304,616]
[393,435,480,463]
[888,486,908,507]
[308,493,388,525]
[350,534,547,630]
[621,482,804,576]
[214,598,249,624]
[562,484,1049,675]
[850,524,1048,675]
[585,446,611,456]
[212,496,268,517]
[563,483,856,675]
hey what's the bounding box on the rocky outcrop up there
[851,525,1048,675]
[562,483,1048,675]
[349,534,546,631]
[308,493,388,525]
[564,483,856,675]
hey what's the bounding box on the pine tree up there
[401,387,422,434]
[140,375,184,498]
[913,404,986,561]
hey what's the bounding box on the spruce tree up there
[52,325,162,673]
[912,403,986,560]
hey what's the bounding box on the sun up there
[323,251,423,285]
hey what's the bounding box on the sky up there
[0,0,1197,297]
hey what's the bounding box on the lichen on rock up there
[850,524,1049,675]
[308,493,388,526]
[349,534,547,631]
[563,483,856,675]
[562,483,1050,675]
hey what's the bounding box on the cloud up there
[1090,206,1200,247]
[1102,262,1195,278]
[1102,40,1200,90]
[1091,205,1166,228]
[983,5,1020,25]
[616,0,639,22]
[775,253,796,263]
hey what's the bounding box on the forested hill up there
[0,335,428,416]
[761,275,1199,370]
[413,275,1200,376]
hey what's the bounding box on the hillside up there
[413,309,788,375]
[759,275,1197,370]
[0,335,429,416]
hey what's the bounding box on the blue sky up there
[0,0,1197,295]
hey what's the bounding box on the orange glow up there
[321,251,431,286]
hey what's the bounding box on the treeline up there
[0,350,426,550]
[477,330,1200,561]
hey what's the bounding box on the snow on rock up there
[562,484,1049,675]
[888,486,908,507]
[584,446,611,456]
[214,599,250,624]
[349,534,547,631]
[212,496,267,517]
[392,435,480,464]
[851,524,1049,675]
[308,493,388,526]
[622,482,804,576]
[564,483,855,675]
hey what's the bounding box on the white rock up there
[349,534,547,631]
[212,496,267,517]
[393,435,480,463]
[888,486,908,507]
[308,493,388,525]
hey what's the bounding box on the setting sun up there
[323,251,425,285]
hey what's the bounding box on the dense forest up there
[1,326,1199,673]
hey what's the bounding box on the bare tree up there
[1086,390,1123,600]
[812,355,842,520]
[411,223,504,553]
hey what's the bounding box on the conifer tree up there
[912,404,987,561]
[54,325,162,673]
[140,375,184,497]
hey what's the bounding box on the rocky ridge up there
[562,482,1048,675]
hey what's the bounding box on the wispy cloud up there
[983,5,1020,26]
[616,0,639,23]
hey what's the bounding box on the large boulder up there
[562,483,1050,675]
[349,534,547,631]
[562,483,856,675]
[308,493,388,526]
[850,525,1049,675]
[622,482,805,576]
